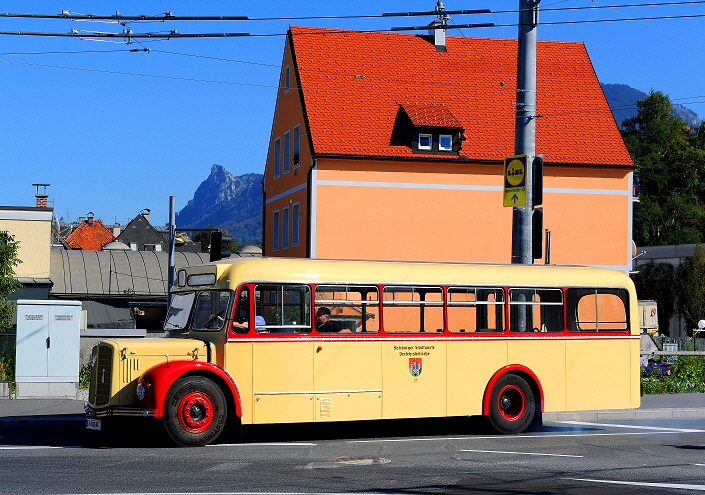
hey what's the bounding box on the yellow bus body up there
[87,257,640,439]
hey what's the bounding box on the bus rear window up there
[567,288,629,332]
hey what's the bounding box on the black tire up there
[163,376,228,447]
[487,374,535,434]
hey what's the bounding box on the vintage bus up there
[86,257,640,446]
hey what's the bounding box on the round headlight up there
[136,383,146,401]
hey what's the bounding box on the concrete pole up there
[168,196,176,306]
[511,0,540,264]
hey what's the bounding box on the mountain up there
[601,83,701,128]
[176,165,262,246]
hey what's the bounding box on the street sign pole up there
[511,0,540,264]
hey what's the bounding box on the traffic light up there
[209,231,233,262]
[533,154,543,207]
[532,207,543,260]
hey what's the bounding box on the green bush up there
[641,355,705,394]
[0,340,14,381]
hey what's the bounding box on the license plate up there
[86,418,101,430]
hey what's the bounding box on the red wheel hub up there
[177,391,214,433]
[497,384,526,421]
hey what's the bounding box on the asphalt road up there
[1,417,705,495]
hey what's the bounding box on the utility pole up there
[511,0,540,264]
[168,196,176,307]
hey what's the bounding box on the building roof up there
[65,219,114,250]
[115,213,167,251]
[50,250,210,298]
[289,27,632,166]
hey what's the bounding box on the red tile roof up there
[401,103,463,129]
[289,27,632,166]
[65,220,115,250]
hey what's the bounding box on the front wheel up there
[163,376,228,447]
[487,374,535,434]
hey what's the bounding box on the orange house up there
[263,26,634,272]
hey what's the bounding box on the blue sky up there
[2,1,703,227]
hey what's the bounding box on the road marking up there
[347,430,693,443]
[0,446,79,450]
[556,421,705,433]
[460,449,582,458]
[209,442,317,447]
[566,478,705,491]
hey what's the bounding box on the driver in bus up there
[315,307,342,333]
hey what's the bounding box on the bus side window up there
[447,287,504,333]
[314,285,379,333]
[509,288,563,333]
[255,284,311,334]
[382,286,443,333]
[232,287,251,334]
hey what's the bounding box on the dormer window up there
[418,134,432,150]
[394,103,465,156]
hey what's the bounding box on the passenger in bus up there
[233,315,267,332]
[316,307,343,333]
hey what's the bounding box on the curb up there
[543,407,705,422]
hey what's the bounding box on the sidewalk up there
[1,394,703,432]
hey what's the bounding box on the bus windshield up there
[164,292,195,331]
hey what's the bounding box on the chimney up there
[428,20,446,53]
[141,208,151,224]
[32,183,50,208]
[112,226,121,237]
[86,212,94,226]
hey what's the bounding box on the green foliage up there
[676,245,705,332]
[0,231,23,332]
[79,364,90,389]
[623,91,705,246]
[641,355,705,394]
[0,338,15,381]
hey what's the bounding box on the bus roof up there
[188,257,634,290]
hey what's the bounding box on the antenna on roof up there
[388,3,494,39]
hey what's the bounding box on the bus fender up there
[137,361,242,419]
[482,365,544,416]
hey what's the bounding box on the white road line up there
[566,478,705,491]
[0,445,80,450]
[347,430,692,443]
[460,449,582,458]
[556,420,705,433]
[209,442,317,447]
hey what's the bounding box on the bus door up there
[312,285,382,422]
[251,284,315,424]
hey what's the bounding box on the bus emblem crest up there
[409,358,422,377]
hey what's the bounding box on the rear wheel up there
[163,376,227,447]
[487,374,535,434]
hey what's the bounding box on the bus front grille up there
[89,345,113,407]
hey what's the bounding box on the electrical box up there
[15,300,81,399]
[638,300,659,335]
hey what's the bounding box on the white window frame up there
[292,202,300,247]
[293,124,301,169]
[418,133,432,150]
[282,206,290,249]
[439,134,453,151]
[283,130,291,175]
[272,210,280,251]
[273,137,281,178]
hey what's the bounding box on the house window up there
[130,242,138,251]
[418,134,432,150]
[439,134,453,151]
[274,137,281,178]
[293,125,301,168]
[284,65,290,92]
[282,206,289,249]
[272,210,280,251]
[283,131,290,174]
[292,202,300,246]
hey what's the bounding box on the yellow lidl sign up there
[503,155,527,207]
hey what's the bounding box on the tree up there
[676,245,705,335]
[623,91,705,246]
[0,231,23,332]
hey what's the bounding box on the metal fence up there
[652,336,705,352]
